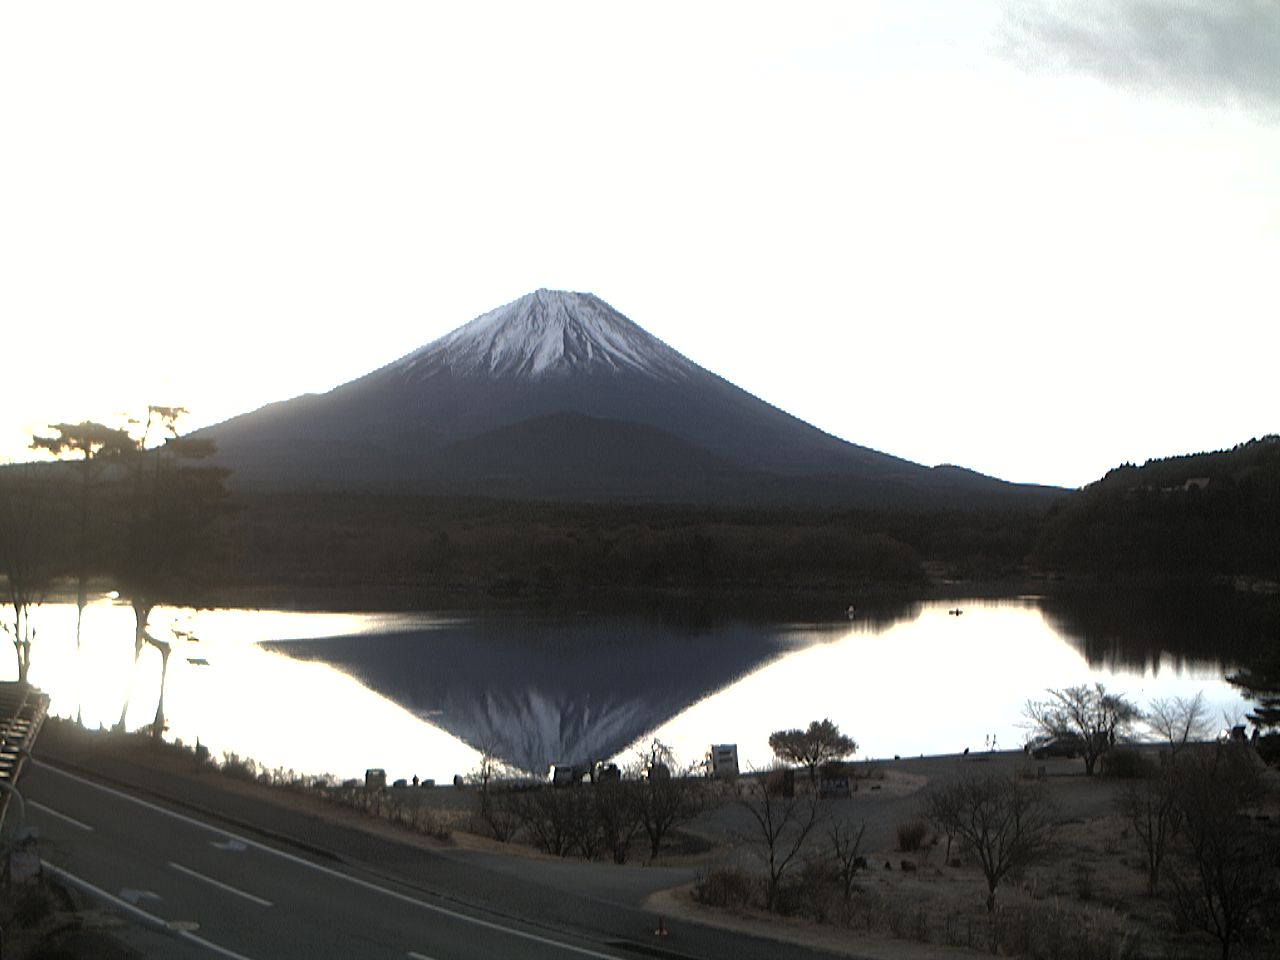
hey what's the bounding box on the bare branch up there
[923,770,1056,912]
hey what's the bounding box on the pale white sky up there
[2,1,1277,488]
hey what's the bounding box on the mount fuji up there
[205,290,1056,506]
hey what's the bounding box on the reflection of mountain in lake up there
[265,614,900,774]
[1039,584,1271,675]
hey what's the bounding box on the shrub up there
[1100,747,1152,779]
[692,867,758,909]
[774,859,841,920]
[989,903,1143,960]
[896,818,929,852]
[477,787,523,843]
[410,805,454,841]
[220,752,257,781]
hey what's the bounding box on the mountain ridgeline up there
[203,290,1059,509]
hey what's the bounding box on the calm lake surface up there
[10,593,1254,783]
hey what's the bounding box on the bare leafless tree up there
[827,817,867,905]
[630,741,703,860]
[1117,770,1182,895]
[511,788,578,857]
[593,779,644,864]
[637,770,702,861]
[923,770,1056,912]
[1168,745,1276,960]
[1147,691,1214,760]
[467,743,524,842]
[739,770,827,911]
[1025,683,1142,775]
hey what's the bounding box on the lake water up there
[8,593,1254,783]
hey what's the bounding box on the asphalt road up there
[21,756,851,960]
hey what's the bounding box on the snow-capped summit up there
[395,289,697,383]
[203,289,1060,506]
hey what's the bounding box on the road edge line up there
[30,755,341,861]
[41,860,261,960]
[37,762,625,960]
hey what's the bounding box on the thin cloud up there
[1001,0,1280,120]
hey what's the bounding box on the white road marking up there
[33,761,248,846]
[169,860,273,907]
[35,760,623,959]
[120,888,162,905]
[28,799,94,831]
[407,953,441,960]
[210,838,248,852]
[42,861,260,960]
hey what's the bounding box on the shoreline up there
[32,577,1044,616]
[28,569,1265,621]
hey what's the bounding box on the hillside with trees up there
[209,494,1039,611]
[1035,436,1280,578]
[9,428,1280,619]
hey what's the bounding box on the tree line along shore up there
[3,427,1277,610]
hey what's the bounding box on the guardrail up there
[0,681,50,832]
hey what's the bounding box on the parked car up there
[1031,735,1083,760]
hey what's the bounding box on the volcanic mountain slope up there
[205,289,1057,506]
[266,616,795,774]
